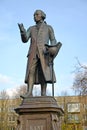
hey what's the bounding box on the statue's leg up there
[27,76,34,96]
[41,82,47,96]
[27,58,38,96]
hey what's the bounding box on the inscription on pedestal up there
[27,119,46,130]
[30,125,43,130]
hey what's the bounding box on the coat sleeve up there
[48,25,57,45]
[20,27,31,43]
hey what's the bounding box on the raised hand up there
[18,23,24,32]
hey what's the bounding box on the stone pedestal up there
[15,96,64,130]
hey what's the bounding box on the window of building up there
[8,116,15,122]
[84,104,87,110]
[67,114,80,123]
[83,114,87,121]
[0,107,6,112]
[67,103,80,113]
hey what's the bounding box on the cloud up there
[6,87,17,97]
[0,74,25,98]
[0,74,14,84]
[0,74,23,92]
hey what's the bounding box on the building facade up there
[0,98,21,130]
[56,95,87,130]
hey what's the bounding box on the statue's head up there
[34,10,46,22]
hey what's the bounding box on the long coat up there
[20,22,57,84]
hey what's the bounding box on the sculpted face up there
[34,10,43,23]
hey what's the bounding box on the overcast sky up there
[0,0,87,96]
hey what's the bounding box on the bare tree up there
[0,90,9,130]
[11,84,42,98]
[13,84,27,98]
[72,58,87,95]
[0,90,9,99]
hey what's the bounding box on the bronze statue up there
[18,10,62,97]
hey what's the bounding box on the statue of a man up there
[18,10,61,97]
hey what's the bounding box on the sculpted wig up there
[34,10,46,20]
